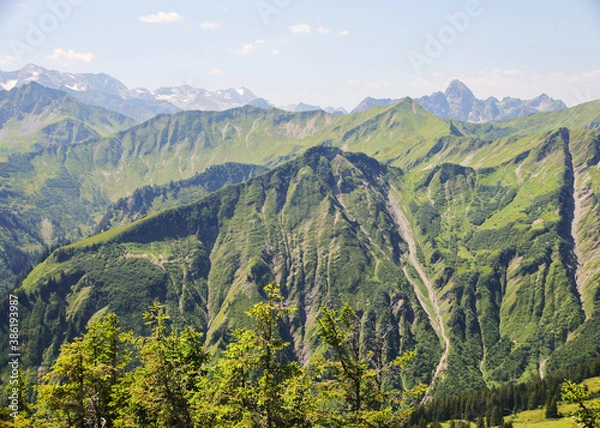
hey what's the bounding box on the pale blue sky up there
[1,0,599,110]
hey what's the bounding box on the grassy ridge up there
[1,91,600,396]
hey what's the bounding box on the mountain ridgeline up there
[4,148,443,391]
[352,80,567,123]
[0,82,136,155]
[97,162,269,232]
[0,88,454,290]
[1,78,600,398]
[2,64,566,123]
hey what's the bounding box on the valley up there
[0,79,600,404]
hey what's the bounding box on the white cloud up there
[47,48,94,66]
[339,30,350,36]
[139,11,183,24]
[317,26,331,35]
[210,68,223,75]
[233,40,267,56]
[234,43,256,55]
[0,55,18,67]
[290,23,311,34]
[346,79,361,86]
[272,49,281,56]
[200,21,219,30]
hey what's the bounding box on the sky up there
[0,0,599,110]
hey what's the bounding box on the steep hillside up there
[97,162,269,231]
[2,147,443,390]
[0,96,452,291]
[0,158,262,293]
[4,133,600,396]
[0,97,465,292]
[2,96,600,397]
[0,83,136,155]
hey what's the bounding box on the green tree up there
[315,304,426,427]
[115,302,208,428]
[487,405,503,427]
[193,284,310,427]
[35,312,133,428]
[545,394,560,419]
[476,415,485,428]
[561,380,600,428]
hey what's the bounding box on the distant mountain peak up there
[446,79,470,90]
[351,96,399,114]
[0,64,272,121]
[445,79,475,98]
[417,81,566,122]
[350,81,566,122]
[324,106,348,115]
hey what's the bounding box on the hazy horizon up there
[1,0,599,110]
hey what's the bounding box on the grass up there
[510,377,600,428]
[4,94,600,396]
[437,376,600,428]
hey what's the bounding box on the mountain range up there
[0,74,599,399]
[0,82,136,155]
[0,64,265,121]
[1,65,565,123]
[352,80,567,122]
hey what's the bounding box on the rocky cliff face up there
[417,80,567,122]
[351,80,567,122]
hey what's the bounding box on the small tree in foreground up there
[36,312,133,428]
[192,284,311,427]
[315,304,427,427]
[115,302,209,428]
[561,380,600,428]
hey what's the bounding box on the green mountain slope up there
[0,83,137,156]
[97,162,269,231]
[3,147,443,390]
[2,93,600,397]
[0,157,263,293]
[0,97,454,291]
[0,94,440,287]
[4,130,600,396]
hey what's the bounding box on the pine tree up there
[489,405,503,427]
[192,284,311,427]
[476,415,485,428]
[36,312,133,428]
[545,394,559,419]
[315,304,427,427]
[115,302,208,428]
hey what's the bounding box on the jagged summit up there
[351,80,566,122]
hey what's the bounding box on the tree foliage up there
[24,284,425,427]
[315,304,426,427]
[35,312,133,428]
[561,380,600,428]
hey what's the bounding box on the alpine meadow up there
[1,2,600,427]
